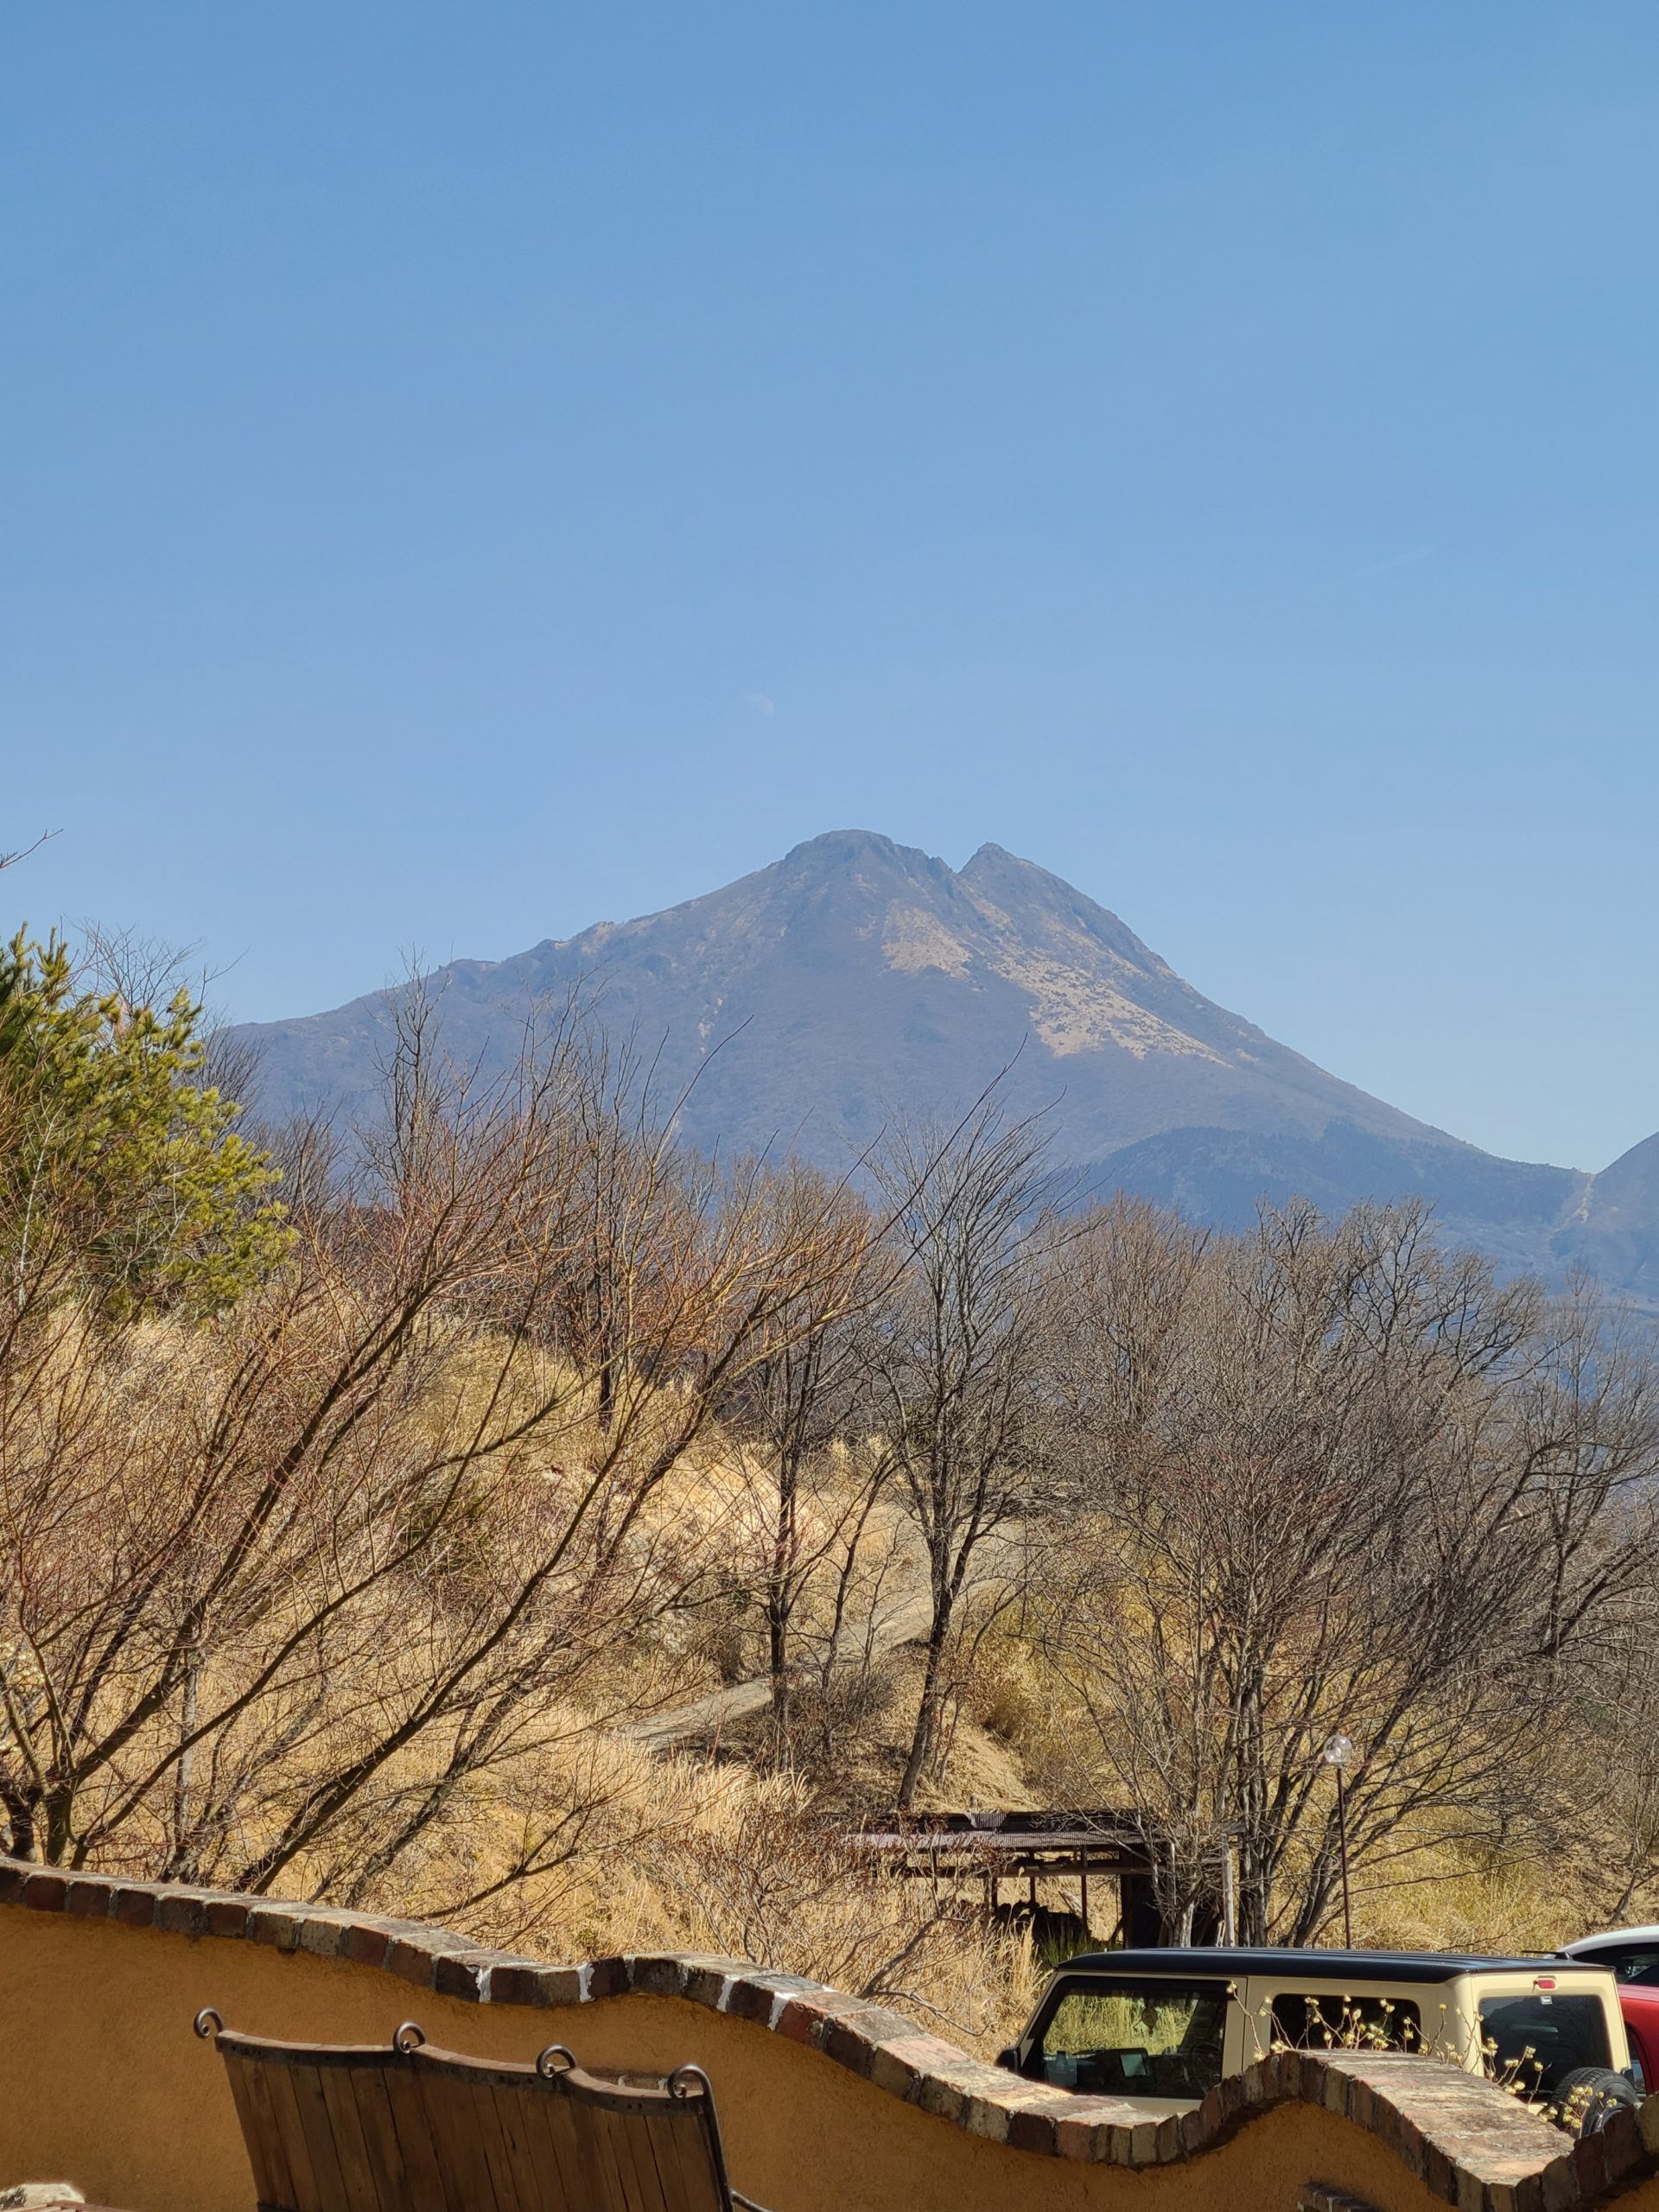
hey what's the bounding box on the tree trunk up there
[898,1605,950,1809]
[1236,1860,1272,1944]
[1,1783,37,1861]
[767,1599,790,1731]
[766,1463,798,1736]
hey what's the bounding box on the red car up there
[1617,1986,1659,2096]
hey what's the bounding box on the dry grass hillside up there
[296,1417,1656,2060]
[4,949,1655,2062]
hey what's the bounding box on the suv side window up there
[1269,1993,1423,2052]
[1027,1976,1230,2099]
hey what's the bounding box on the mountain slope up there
[242,829,1465,1157]
[1552,1130,1659,1298]
[235,829,1592,1278]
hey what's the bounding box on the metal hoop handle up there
[668,2063,711,2103]
[393,2021,427,2056]
[536,2043,576,2079]
[193,2007,224,2042]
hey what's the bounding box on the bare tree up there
[865,1104,1055,1808]
[1041,1198,1659,1942]
[0,990,877,1892]
[640,1775,1032,2043]
[0,830,55,874]
[709,1160,900,1745]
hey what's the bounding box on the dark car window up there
[1479,1993,1611,2098]
[1577,1946,1659,1987]
[1029,1976,1230,2100]
[1270,1992,1422,2052]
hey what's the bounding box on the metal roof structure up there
[848,1808,1173,1942]
[1062,1946,1581,1985]
[850,1808,1156,1872]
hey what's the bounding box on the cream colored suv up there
[997,1947,1635,2126]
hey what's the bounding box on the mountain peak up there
[783,827,907,863]
[231,836,1654,1292]
[240,823,1454,1160]
[234,827,1609,1288]
[776,828,956,893]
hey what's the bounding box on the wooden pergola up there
[849,1808,1173,1944]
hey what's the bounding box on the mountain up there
[1552,1132,1659,1300]
[236,829,1627,1285]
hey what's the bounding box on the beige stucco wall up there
[0,1904,1465,2212]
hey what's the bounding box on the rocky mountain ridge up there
[234,830,1654,1294]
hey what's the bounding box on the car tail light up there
[1535,1975,1557,1991]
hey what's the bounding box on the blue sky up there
[4,3,1657,1172]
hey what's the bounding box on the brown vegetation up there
[2,960,1657,2050]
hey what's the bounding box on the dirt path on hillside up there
[620,1526,1027,1752]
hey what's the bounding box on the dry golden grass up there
[351,1736,1039,2057]
[43,1315,1645,2047]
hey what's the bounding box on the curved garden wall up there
[1,1860,1656,2212]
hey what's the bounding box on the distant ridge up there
[236,829,1656,1294]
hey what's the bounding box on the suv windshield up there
[1478,1993,1611,2098]
[1029,1977,1229,2100]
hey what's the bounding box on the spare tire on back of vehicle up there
[1551,2066,1641,2136]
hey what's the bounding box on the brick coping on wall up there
[3,1858,1657,2209]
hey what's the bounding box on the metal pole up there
[1336,1764,1352,1948]
[1078,1851,1090,1937]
